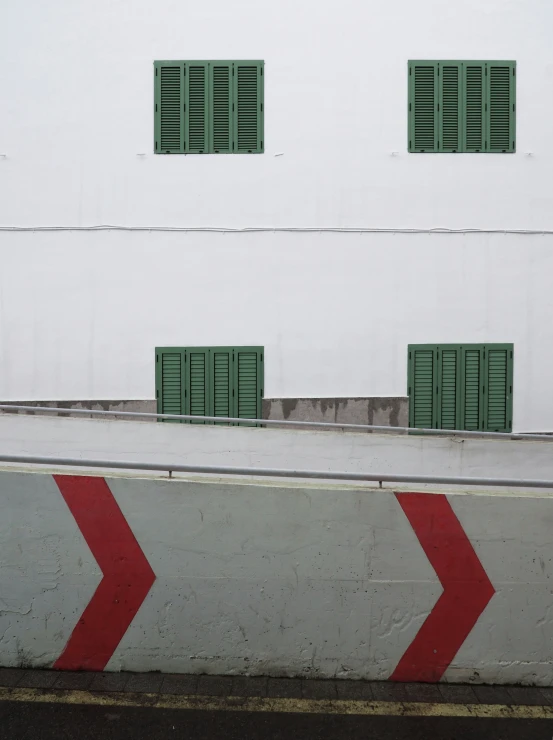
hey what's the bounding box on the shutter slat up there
[213,351,232,419]
[186,63,208,153]
[210,63,232,153]
[440,63,462,152]
[157,350,184,422]
[438,348,459,428]
[463,349,481,430]
[485,348,509,430]
[410,348,436,428]
[189,350,208,422]
[234,62,263,153]
[488,63,515,152]
[410,63,438,152]
[156,64,184,153]
[464,63,485,152]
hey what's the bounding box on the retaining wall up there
[1,467,553,685]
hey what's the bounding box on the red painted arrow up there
[391,492,495,683]
[53,475,156,671]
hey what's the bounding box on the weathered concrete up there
[2,397,409,427]
[0,400,157,420]
[2,468,553,684]
[263,397,409,427]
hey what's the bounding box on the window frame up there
[154,60,264,155]
[408,60,516,153]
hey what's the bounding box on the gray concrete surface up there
[1,396,409,427]
[1,668,552,704]
[1,670,553,739]
[263,396,409,426]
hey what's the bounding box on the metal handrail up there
[0,452,552,489]
[0,404,552,442]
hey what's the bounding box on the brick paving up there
[0,668,551,705]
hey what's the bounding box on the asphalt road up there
[1,701,553,740]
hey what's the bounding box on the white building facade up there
[1,0,553,432]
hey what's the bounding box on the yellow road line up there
[0,687,552,720]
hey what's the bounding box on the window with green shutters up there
[155,346,264,424]
[154,61,264,154]
[408,61,516,153]
[407,344,513,432]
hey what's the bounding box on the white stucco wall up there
[1,0,553,430]
[2,0,552,227]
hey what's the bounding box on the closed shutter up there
[154,62,184,153]
[156,349,185,421]
[408,346,437,428]
[484,345,513,432]
[487,62,516,153]
[185,62,209,153]
[234,62,264,153]
[234,347,263,425]
[460,346,483,430]
[210,63,233,153]
[437,346,461,429]
[209,347,233,424]
[186,348,209,423]
[408,62,438,152]
[440,62,463,152]
[463,63,486,152]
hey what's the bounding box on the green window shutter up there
[233,347,264,425]
[408,62,438,152]
[439,62,463,152]
[186,348,210,422]
[483,344,513,432]
[155,348,185,421]
[209,347,233,423]
[462,63,486,152]
[185,62,209,153]
[154,62,184,154]
[460,346,484,430]
[487,62,516,153]
[210,62,233,153]
[437,346,461,428]
[408,346,437,428]
[233,62,264,153]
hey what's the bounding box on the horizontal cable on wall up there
[0,226,552,235]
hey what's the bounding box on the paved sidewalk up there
[0,668,552,706]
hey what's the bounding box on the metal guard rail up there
[0,453,552,489]
[0,404,552,442]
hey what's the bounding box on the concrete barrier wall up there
[2,413,553,481]
[2,467,553,685]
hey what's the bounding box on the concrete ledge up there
[263,397,409,427]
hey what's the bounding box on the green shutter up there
[186,348,209,423]
[154,62,184,154]
[209,347,233,424]
[487,62,516,153]
[408,346,437,428]
[437,346,461,429]
[155,348,185,421]
[463,63,486,152]
[233,347,264,426]
[210,62,233,153]
[408,62,438,152]
[409,344,513,432]
[185,62,209,153]
[234,62,264,153]
[483,344,513,432]
[460,346,484,430]
[439,62,463,152]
